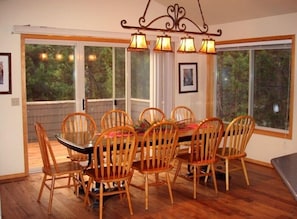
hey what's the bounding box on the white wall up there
[0,0,297,178]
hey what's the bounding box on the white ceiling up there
[153,0,297,25]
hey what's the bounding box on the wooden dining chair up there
[61,112,97,163]
[172,117,224,199]
[215,115,255,191]
[100,109,134,131]
[170,105,196,124]
[131,121,179,210]
[139,107,166,124]
[84,126,138,219]
[171,106,196,172]
[34,122,86,214]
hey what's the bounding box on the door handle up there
[82,99,85,110]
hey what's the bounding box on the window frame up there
[206,35,295,139]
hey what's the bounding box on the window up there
[131,51,150,99]
[212,36,294,138]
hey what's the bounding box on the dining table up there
[55,122,199,165]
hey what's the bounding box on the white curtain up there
[152,51,175,117]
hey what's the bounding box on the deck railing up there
[27,99,149,142]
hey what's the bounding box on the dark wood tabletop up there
[55,123,199,154]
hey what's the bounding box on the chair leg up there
[37,174,47,202]
[225,159,230,191]
[155,173,159,183]
[187,164,193,174]
[193,166,198,199]
[68,174,71,186]
[211,164,218,193]
[166,172,174,204]
[204,164,211,183]
[172,160,182,185]
[48,176,56,214]
[241,158,250,186]
[79,172,87,195]
[145,174,149,210]
[84,177,92,207]
[125,179,134,215]
[128,169,134,185]
[71,173,79,196]
[99,182,104,219]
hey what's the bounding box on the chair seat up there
[216,148,247,159]
[132,160,174,174]
[175,153,190,162]
[68,153,88,162]
[176,153,216,166]
[85,168,133,182]
[43,161,84,175]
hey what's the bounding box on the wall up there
[0,0,297,178]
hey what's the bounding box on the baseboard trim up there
[0,172,28,182]
[245,157,273,168]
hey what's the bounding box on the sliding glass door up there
[25,40,131,140]
[25,37,153,171]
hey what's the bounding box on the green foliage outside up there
[26,44,150,102]
[216,51,249,120]
[85,46,113,99]
[216,48,291,130]
[26,44,75,101]
[253,49,290,129]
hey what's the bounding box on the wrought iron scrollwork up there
[121,0,222,37]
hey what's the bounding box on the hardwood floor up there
[1,158,297,219]
[28,141,69,171]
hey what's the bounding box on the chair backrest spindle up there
[190,118,224,164]
[100,109,133,131]
[139,107,166,125]
[171,106,196,124]
[92,126,138,180]
[221,115,255,157]
[35,122,59,173]
[139,121,179,171]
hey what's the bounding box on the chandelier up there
[120,0,222,54]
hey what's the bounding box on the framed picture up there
[178,62,198,93]
[0,53,12,94]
